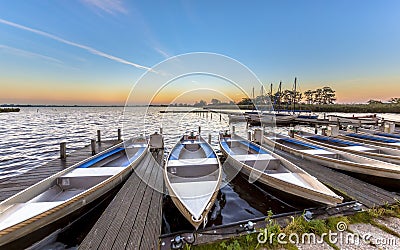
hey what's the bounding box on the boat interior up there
[306,135,379,153]
[276,137,339,159]
[167,138,219,183]
[0,144,146,231]
[221,135,315,189]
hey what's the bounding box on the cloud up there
[154,47,171,59]
[0,44,63,64]
[81,0,128,15]
[0,18,151,71]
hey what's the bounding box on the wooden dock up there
[0,140,120,202]
[80,149,164,250]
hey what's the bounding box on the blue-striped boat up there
[165,133,222,229]
[0,137,148,248]
[219,132,342,206]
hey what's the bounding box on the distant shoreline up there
[0,108,20,113]
[2,103,400,113]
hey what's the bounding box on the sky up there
[0,0,399,105]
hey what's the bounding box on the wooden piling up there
[97,130,101,142]
[117,128,121,141]
[60,142,66,160]
[91,139,96,155]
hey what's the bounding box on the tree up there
[194,100,207,107]
[389,97,400,104]
[237,98,253,105]
[304,90,314,104]
[321,87,336,104]
[367,99,383,105]
[210,98,221,105]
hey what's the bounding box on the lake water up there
[1,107,399,247]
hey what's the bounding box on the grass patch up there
[192,205,400,249]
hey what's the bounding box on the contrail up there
[0,18,152,71]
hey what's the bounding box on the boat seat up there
[58,167,125,189]
[167,158,218,167]
[299,149,338,158]
[167,159,219,178]
[233,154,281,171]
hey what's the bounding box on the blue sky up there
[1,0,399,104]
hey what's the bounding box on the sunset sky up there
[1,1,399,105]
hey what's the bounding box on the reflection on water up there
[0,107,243,179]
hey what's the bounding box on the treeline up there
[237,86,337,106]
[0,108,20,113]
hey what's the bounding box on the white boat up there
[164,133,222,229]
[228,114,247,123]
[219,132,342,206]
[338,131,400,149]
[294,131,400,165]
[327,115,378,125]
[247,112,296,125]
[263,133,400,182]
[0,137,149,248]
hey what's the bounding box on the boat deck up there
[0,140,120,202]
[79,149,164,250]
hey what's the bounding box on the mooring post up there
[91,139,96,155]
[117,128,121,141]
[198,126,201,134]
[97,130,101,142]
[220,114,222,122]
[314,124,318,134]
[208,133,212,144]
[247,131,252,141]
[232,125,235,134]
[160,127,163,134]
[210,113,212,120]
[60,142,66,160]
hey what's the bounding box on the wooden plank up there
[110,155,156,249]
[99,154,154,249]
[139,165,163,249]
[79,153,152,249]
[80,150,164,250]
[126,156,162,249]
